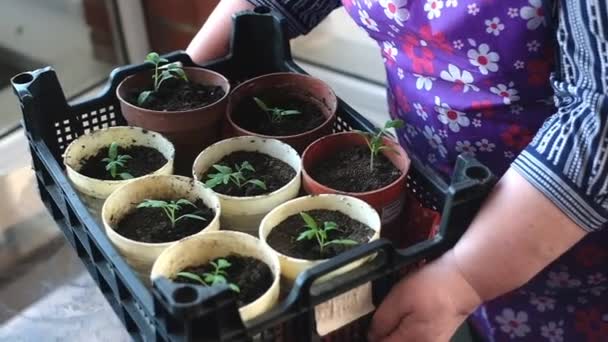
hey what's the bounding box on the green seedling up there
[137,198,205,228]
[297,212,358,254]
[176,258,240,293]
[253,97,301,123]
[358,119,404,171]
[205,161,267,190]
[138,52,189,106]
[102,142,133,180]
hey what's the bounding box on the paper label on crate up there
[314,282,375,336]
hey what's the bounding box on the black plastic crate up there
[11,9,496,342]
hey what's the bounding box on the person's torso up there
[341,1,608,340]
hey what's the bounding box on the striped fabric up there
[513,0,608,232]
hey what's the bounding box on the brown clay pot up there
[226,72,337,153]
[301,132,411,246]
[116,67,230,175]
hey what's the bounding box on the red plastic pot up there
[226,72,337,153]
[117,67,230,175]
[301,132,411,244]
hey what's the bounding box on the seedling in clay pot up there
[175,255,275,308]
[193,136,302,234]
[64,126,175,212]
[102,175,220,279]
[226,73,338,152]
[151,231,281,322]
[301,120,410,245]
[116,52,230,174]
[116,197,213,244]
[205,160,268,195]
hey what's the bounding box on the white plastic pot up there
[64,126,175,214]
[259,194,381,336]
[259,194,380,282]
[192,136,301,235]
[102,175,220,281]
[151,231,281,322]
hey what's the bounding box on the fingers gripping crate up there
[11,9,496,342]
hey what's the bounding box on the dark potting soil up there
[310,145,401,192]
[202,151,296,197]
[115,199,214,243]
[233,93,326,136]
[266,209,375,260]
[130,79,225,111]
[174,255,273,307]
[79,145,167,180]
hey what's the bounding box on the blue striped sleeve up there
[512,0,608,232]
[247,0,342,38]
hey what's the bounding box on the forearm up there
[186,0,254,64]
[450,168,586,303]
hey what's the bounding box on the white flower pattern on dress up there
[495,309,532,338]
[427,153,437,163]
[540,321,564,342]
[504,151,515,159]
[527,40,541,52]
[364,0,373,9]
[424,0,444,20]
[359,10,380,31]
[508,7,519,18]
[383,41,398,61]
[547,271,582,288]
[379,0,410,26]
[467,3,479,15]
[446,0,457,7]
[472,118,482,127]
[397,67,404,79]
[406,124,418,137]
[435,96,470,132]
[438,129,448,138]
[423,125,448,157]
[520,0,546,30]
[490,82,520,105]
[485,17,505,36]
[587,273,606,285]
[511,104,524,114]
[414,73,435,90]
[530,294,556,312]
[455,140,477,156]
[414,102,429,120]
[440,64,479,93]
[453,40,464,49]
[475,138,495,152]
[467,43,500,74]
[514,60,525,69]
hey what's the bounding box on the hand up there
[368,251,483,342]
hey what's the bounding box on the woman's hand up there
[368,251,482,342]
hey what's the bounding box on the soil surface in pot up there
[79,145,167,180]
[266,209,375,260]
[233,93,326,136]
[175,255,273,307]
[114,199,214,243]
[202,151,296,197]
[129,79,225,111]
[309,145,401,192]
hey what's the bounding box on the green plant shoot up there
[253,97,301,123]
[205,161,267,190]
[102,142,133,180]
[296,212,358,254]
[176,258,240,293]
[137,198,205,228]
[358,119,404,171]
[137,52,189,106]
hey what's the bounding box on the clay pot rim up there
[115,67,231,115]
[192,136,302,202]
[63,126,175,185]
[226,72,338,140]
[102,174,222,248]
[259,194,381,264]
[301,131,410,197]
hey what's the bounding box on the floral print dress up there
[338,0,608,341]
